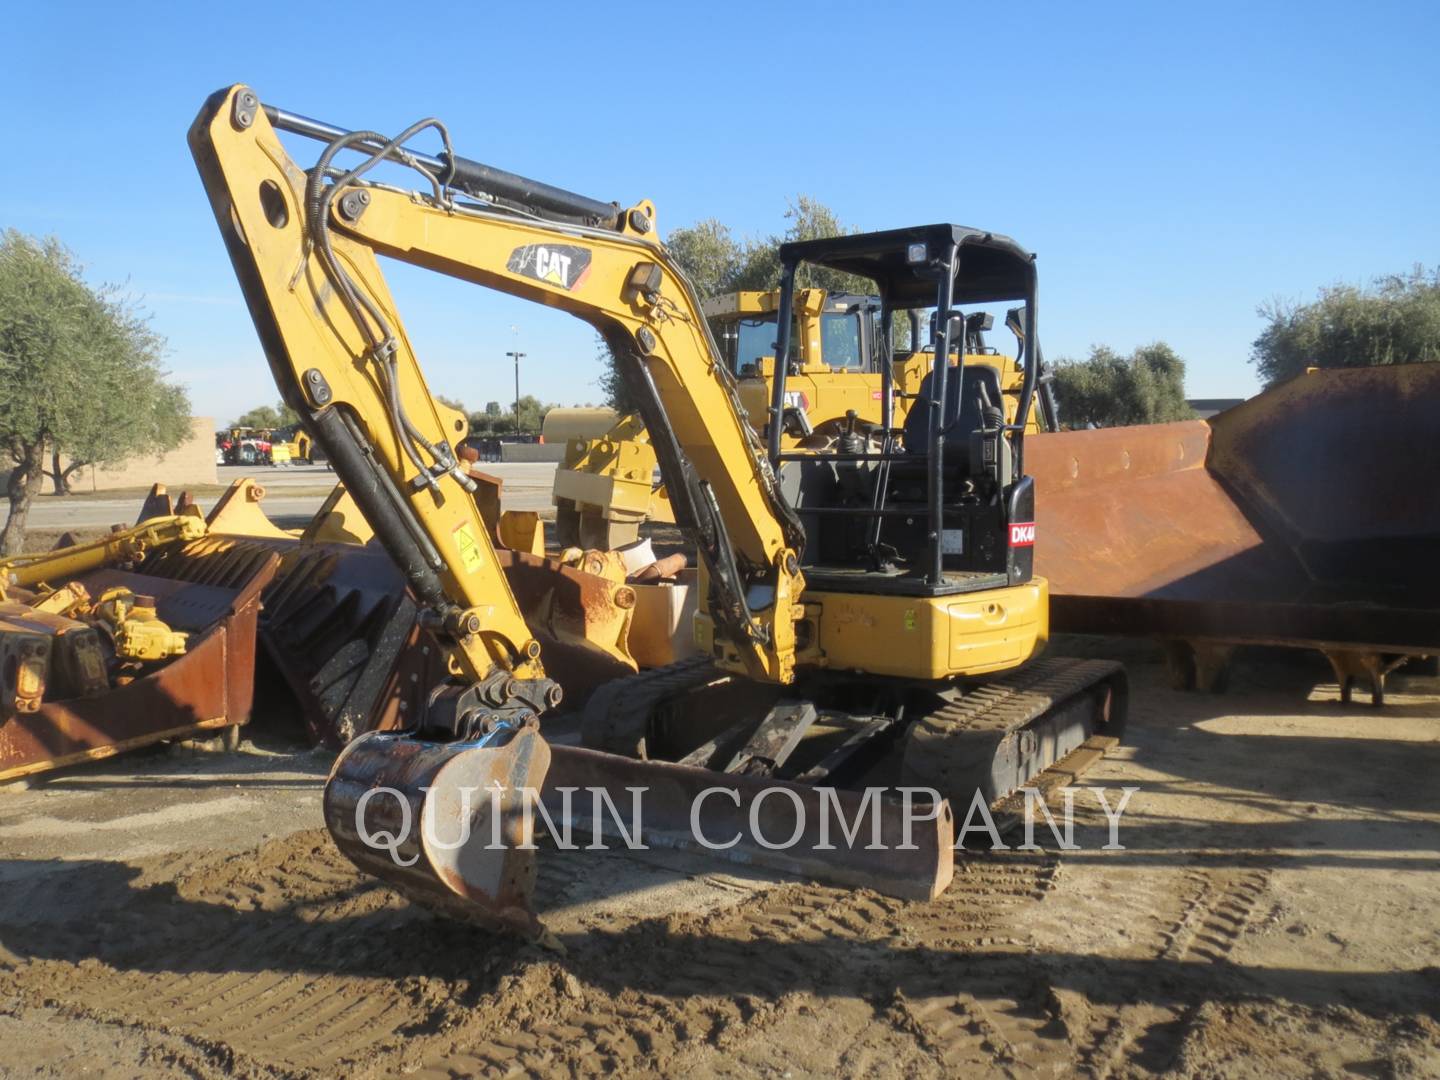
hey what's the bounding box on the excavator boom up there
[190,87,803,690]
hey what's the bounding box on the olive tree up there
[1251,265,1440,385]
[1051,342,1195,428]
[0,231,192,553]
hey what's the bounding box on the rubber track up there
[902,656,1126,804]
[579,655,720,755]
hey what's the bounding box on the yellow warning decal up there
[453,522,484,574]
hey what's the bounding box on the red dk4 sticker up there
[1009,522,1036,547]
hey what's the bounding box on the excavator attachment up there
[0,514,277,782]
[324,725,552,937]
[1030,363,1440,702]
[139,479,645,746]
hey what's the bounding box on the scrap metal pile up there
[0,513,276,782]
[1,471,695,784]
[134,472,695,749]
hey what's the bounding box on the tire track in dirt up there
[887,853,1073,1076]
[0,831,547,1077]
[0,817,1276,1079]
[1072,864,1273,1079]
[414,853,1063,1077]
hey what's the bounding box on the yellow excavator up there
[190,85,1124,936]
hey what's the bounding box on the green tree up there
[1051,342,1195,428]
[468,401,505,435]
[0,231,192,553]
[1251,265,1440,385]
[729,196,874,296]
[504,395,552,436]
[232,401,297,430]
[664,219,742,298]
[470,395,552,436]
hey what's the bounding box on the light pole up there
[505,350,525,437]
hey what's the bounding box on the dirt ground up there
[1,641,1437,1079]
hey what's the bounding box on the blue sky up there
[2,1,1436,424]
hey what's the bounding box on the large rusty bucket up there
[0,552,278,782]
[1028,363,1440,702]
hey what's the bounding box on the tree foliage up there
[1051,342,1194,428]
[599,196,871,410]
[1251,265,1440,385]
[468,394,552,436]
[0,231,192,552]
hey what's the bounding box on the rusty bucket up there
[1027,363,1440,701]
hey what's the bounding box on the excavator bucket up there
[323,726,552,938]
[1029,363,1440,702]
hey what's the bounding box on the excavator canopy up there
[780,224,1036,307]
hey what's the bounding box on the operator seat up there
[902,362,1004,461]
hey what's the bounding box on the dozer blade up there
[323,726,552,938]
[543,744,956,901]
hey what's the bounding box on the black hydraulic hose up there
[265,104,621,228]
[767,262,798,465]
[303,120,464,483]
[302,129,433,481]
[927,243,959,587]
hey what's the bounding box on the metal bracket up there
[723,701,818,776]
[232,90,259,130]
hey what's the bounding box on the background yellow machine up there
[553,286,1057,548]
[190,85,1123,936]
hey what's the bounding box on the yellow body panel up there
[807,580,1048,679]
[696,571,1048,682]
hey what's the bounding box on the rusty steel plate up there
[1028,364,1440,656]
[0,551,278,782]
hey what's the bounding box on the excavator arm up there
[188,85,825,933]
[189,87,1132,933]
[189,85,804,695]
